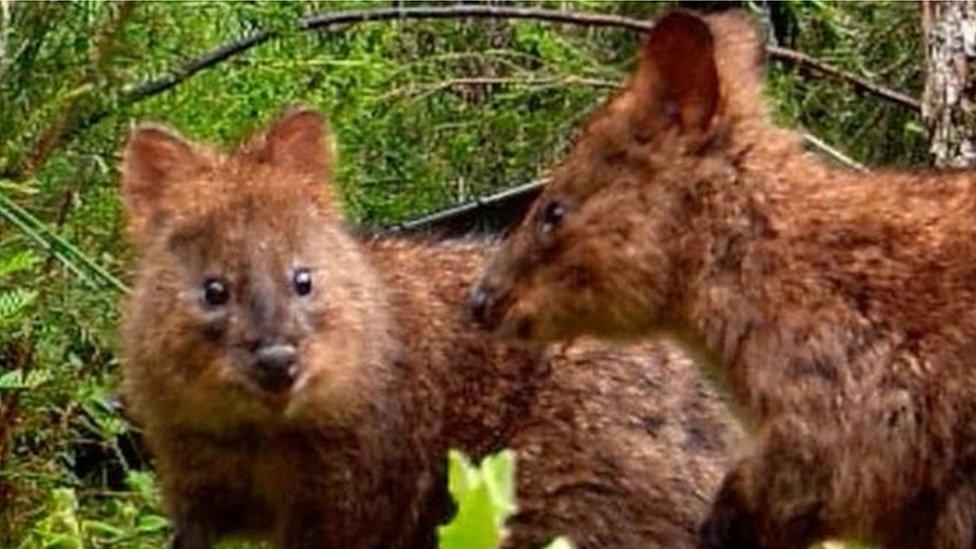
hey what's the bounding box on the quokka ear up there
[254,107,333,181]
[633,11,720,133]
[121,124,202,240]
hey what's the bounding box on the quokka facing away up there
[471,9,976,549]
[119,108,741,547]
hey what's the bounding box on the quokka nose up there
[253,343,298,392]
[468,284,495,328]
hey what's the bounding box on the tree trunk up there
[0,0,10,75]
[922,0,976,167]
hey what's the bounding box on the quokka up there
[471,9,976,549]
[119,108,741,548]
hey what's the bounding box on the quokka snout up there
[120,107,741,548]
[472,9,976,549]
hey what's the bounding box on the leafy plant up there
[438,449,571,549]
[0,250,36,323]
[17,472,168,549]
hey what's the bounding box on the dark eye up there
[203,278,230,306]
[540,200,566,232]
[292,268,312,296]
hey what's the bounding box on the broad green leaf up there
[439,480,502,549]
[439,450,517,549]
[135,514,170,534]
[83,519,126,540]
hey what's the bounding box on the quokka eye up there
[203,277,230,306]
[541,200,566,233]
[292,268,312,296]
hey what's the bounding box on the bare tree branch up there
[766,45,921,112]
[374,75,620,103]
[65,4,921,147]
[387,127,869,235]
[801,132,867,172]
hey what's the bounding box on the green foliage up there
[17,472,168,549]
[0,1,927,545]
[438,449,571,549]
[0,250,36,323]
[439,450,515,549]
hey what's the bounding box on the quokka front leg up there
[698,419,834,549]
[698,466,763,549]
[170,499,222,549]
[929,480,976,549]
[698,410,955,549]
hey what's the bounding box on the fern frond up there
[0,288,37,321]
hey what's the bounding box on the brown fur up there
[119,109,741,548]
[472,10,976,549]
[506,337,740,548]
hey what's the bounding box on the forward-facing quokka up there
[471,9,976,549]
[119,108,741,548]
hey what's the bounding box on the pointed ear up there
[255,107,333,179]
[121,124,201,240]
[633,11,719,132]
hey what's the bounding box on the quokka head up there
[121,108,392,429]
[469,10,767,343]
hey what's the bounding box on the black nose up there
[253,343,298,392]
[468,284,496,328]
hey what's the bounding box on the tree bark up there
[922,0,976,167]
[0,0,10,75]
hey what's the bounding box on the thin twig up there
[385,125,870,234]
[374,75,619,103]
[387,71,870,175]
[65,4,921,146]
[388,178,549,232]
[801,132,867,172]
[767,45,920,112]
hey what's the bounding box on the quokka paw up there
[697,478,761,549]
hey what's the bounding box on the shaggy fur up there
[472,10,976,549]
[119,109,741,548]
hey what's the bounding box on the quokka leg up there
[700,420,833,549]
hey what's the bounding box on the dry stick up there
[66,4,920,146]
[389,128,868,233]
[801,132,867,172]
[376,75,620,103]
[767,45,920,112]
